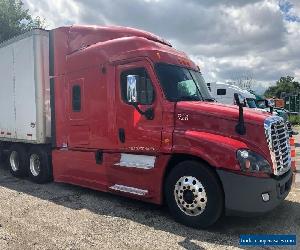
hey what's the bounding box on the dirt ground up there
[0,130,299,249]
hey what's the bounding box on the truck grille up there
[264,116,291,176]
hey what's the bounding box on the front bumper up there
[216,169,293,216]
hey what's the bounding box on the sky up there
[24,0,300,94]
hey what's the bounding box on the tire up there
[8,144,28,177]
[165,160,224,229]
[28,146,52,184]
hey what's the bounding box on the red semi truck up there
[0,26,293,228]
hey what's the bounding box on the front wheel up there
[165,160,224,228]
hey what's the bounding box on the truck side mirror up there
[126,75,154,105]
[265,99,269,107]
[265,99,274,114]
[126,75,139,104]
[234,93,246,107]
[234,93,241,106]
[126,75,154,120]
[265,99,274,108]
[234,93,246,135]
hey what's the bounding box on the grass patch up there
[289,115,300,125]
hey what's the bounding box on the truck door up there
[115,60,163,153]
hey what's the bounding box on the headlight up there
[237,149,272,174]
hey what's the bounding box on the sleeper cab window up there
[120,68,154,105]
[72,85,81,112]
[217,88,226,95]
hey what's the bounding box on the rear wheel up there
[165,160,224,228]
[28,146,52,184]
[8,144,28,177]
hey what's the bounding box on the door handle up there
[119,128,125,143]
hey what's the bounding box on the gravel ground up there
[0,134,299,249]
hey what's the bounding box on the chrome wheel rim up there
[174,176,207,216]
[10,151,19,172]
[30,154,41,177]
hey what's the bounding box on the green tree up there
[0,0,45,43]
[264,76,300,98]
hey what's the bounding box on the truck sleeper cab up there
[207,82,260,108]
[0,26,293,228]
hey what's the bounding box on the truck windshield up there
[256,100,266,109]
[246,98,257,108]
[155,63,214,102]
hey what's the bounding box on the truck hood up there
[175,101,271,157]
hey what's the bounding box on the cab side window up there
[121,68,154,105]
[217,89,226,95]
[72,85,81,112]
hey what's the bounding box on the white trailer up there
[0,29,51,144]
[207,82,258,108]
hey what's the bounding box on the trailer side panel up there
[0,30,50,144]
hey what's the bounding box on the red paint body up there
[50,25,271,204]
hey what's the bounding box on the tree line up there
[264,76,300,98]
[0,0,45,43]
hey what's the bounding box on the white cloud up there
[23,0,300,92]
[24,0,81,28]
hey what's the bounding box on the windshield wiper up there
[204,98,215,102]
[178,95,201,101]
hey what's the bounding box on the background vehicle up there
[0,26,293,228]
[207,82,258,108]
[250,91,294,134]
